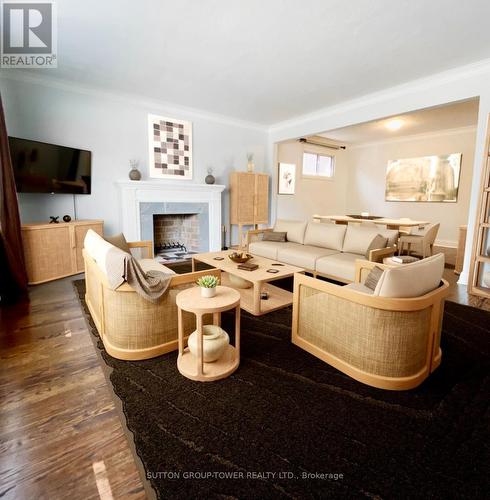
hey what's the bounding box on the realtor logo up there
[1,1,57,67]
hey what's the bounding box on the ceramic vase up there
[200,286,216,298]
[188,325,230,362]
[205,173,215,184]
[129,159,141,180]
[129,168,141,180]
[247,160,255,173]
[229,274,252,289]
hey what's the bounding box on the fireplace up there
[117,181,225,255]
[153,213,200,263]
[138,200,211,264]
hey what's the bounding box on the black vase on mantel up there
[205,167,215,185]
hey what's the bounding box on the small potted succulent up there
[196,275,220,298]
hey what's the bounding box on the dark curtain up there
[0,92,28,302]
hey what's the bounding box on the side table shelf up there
[176,286,240,382]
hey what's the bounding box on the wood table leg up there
[213,312,221,326]
[235,305,240,359]
[253,281,262,315]
[196,314,204,376]
[177,307,184,356]
[191,257,196,272]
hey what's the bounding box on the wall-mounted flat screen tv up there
[8,136,92,194]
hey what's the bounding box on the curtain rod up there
[299,137,346,150]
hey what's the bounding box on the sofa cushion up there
[343,226,377,255]
[276,244,339,270]
[138,258,175,275]
[374,253,445,298]
[274,219,308,244]
[303,222,346,250]
[249,240,292,260]
[344,282,374,295]
[315,252,361,282]
[342,225,398,257]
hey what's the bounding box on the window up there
[302,152,334,178]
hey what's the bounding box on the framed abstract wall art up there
[148,114,193,180]
[385,153,462,202]
[278,162,296,194]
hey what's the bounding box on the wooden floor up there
[0,269,488,499]
[0,277,147,500]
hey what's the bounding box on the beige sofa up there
[83,231,220,360]
[247,220,398,283]
[292,254,449,390]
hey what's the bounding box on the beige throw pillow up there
[105,233,131,254]
[262,231,287,242]
[365,234,388,259]
[364,266,384,291]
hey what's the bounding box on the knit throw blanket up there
[105,247,173,303]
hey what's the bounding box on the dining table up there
[312,215,430,230]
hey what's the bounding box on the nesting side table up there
[176,286,240,382]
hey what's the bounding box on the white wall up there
[0,76,268,245]
[276,140,348,220]
[268,59,490,283]
[344,128,476,246]
[275,128,476,247]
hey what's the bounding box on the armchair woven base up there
[83,249,220,361]
[292,268,449,390]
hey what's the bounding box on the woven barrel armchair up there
[83,243,220,360]
[292,259,449,390]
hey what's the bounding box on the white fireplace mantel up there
[117,180,226,251]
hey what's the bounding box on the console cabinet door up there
[254,174,269,224]
[236,172,256,224]
[23,226,74,284]
[74,223,103,273]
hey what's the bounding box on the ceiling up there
[19,0,490,124]
[318,99,480,145]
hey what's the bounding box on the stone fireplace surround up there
[117,180,226,252]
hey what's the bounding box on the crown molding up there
[345,124,477,149]
[2,57,490,136]
[269,58,490,134]
[0,70,268,132]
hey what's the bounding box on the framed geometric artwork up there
[148,114,193,180]
[278,162,296,194]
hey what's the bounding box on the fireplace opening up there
[153,214,201,263]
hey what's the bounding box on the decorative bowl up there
[228,252,253,264]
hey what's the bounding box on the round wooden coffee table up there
[176,286,240,382]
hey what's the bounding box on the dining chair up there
[398,223,440,258]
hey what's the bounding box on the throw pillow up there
[365,234,388,259]
[105,233,131,254]
[365,266,384,291]
[262,231,287,242]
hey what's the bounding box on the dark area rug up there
[73,275,489,500]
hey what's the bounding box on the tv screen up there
[8,136,92,194]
